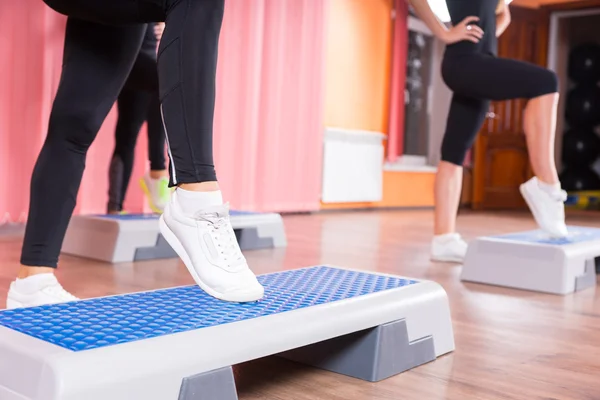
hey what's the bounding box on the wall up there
[320,0,435,210]
[213,0,327,212]
[0,0,327,223]
[321,170,435,209]
[529,4,600,177]
[0,0,435,220]
[563,14,600,178]
[324,0,393,133]
[551,13,600,174]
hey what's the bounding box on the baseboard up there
[316,206,434,214]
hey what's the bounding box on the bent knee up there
[47,107,103,152]
[441,149,468,166]
[540,69,559,94]
[529,69,559,98]
[441,137,472,165]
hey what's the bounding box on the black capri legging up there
[21,0,223,267]
[440,53,559,165]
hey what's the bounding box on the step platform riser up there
[279,318,436,382]
[461,226,600,295]
[0,266,454,400]
[62,212,287,263]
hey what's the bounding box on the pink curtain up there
[386,0,408,162]
[0,0,325,224]
[0,0,148,222]
[0,1,63,224]
[214,0,326,212]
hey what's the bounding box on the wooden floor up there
[1,210,599,400]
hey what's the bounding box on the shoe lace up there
[45,284,78,301]
[194,204,245,267]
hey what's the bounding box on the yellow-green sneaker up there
[140,173,171,214]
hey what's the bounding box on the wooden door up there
[472,6,549,210]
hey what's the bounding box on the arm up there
[406,0,484,44]
[154,22,165,41]
[496,1,511,37]
[406,0,453,41]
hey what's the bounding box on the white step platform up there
[61,211,287,263]
[461,226,600,295]
[0,266,454,400]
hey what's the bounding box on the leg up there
[157,1,220,189]
[521,89,568,237]
[138,24,167,177]
[125,23,170,213]
[108,23,165,214]
[44,0,219,188]
[108,87,151,213]
[431,95,489,263]
[137,24,166,178]
[523,92,560,185]
[156,0,264,301]
[139,93,170,213]
[434,163,462,235]
[443,54,561,184]
[442,54,567,238]
[146,94,167,176]
[39,0,264,302]
[8,19,146,308]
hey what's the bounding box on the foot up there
[431,233,468,263]
[6,273,78,309]
[520,177,568,238]
[159,191,264,302]
[140,173,170,214]
[107,210,128,215]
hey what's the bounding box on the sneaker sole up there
[430,254,464,263]
[139,179,164,215]
[519,184,567,238]
[159,215,263,303]
[6,297,23,309]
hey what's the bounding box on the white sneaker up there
[520,177,568,238]
[159,191,264,302]
[431,233,468,263]
[6,274,78,309]
[140,173,170,214]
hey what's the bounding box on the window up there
[403,30,434,157]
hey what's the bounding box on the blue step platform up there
[0,266,454,400]
[0,267,417,351]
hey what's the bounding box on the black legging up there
[440,52,559,165]
[108,24,166,213]
[21,0,223,267]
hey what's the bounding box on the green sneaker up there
[140,173,170,214]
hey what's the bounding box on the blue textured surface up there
[97,210,258,220]
[0,266,418,352]
[494,226,600,245]
[229,210,259,216]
